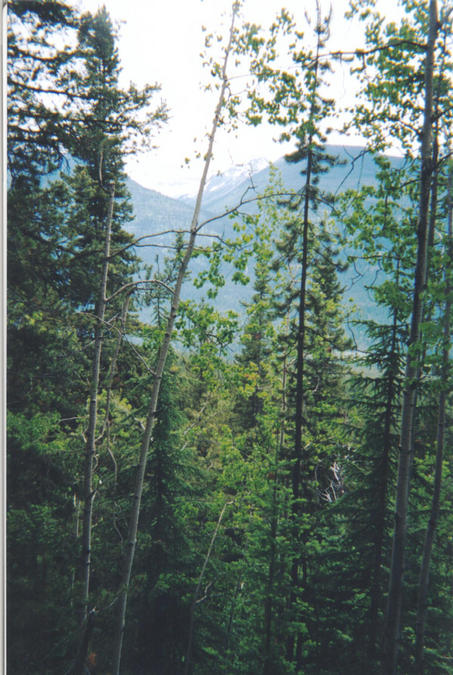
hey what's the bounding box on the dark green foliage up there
[7,412,79,673]
[7,0,77,177]
[121,355,194,674]
[7,3,166,672]
[6,1,453,673]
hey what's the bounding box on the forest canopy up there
[6,1,453,674]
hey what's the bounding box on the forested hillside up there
[126,147,404,326]
[7,1,453,674]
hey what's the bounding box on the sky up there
[75,0,404,197]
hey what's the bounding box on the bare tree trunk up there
[382,3,438,672]
[75,184,115,675]
[102,291,132,484]
[415,158,452,675]
[111,8,239,673]
[102,292,131,435]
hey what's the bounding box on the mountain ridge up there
[125,145,403,335]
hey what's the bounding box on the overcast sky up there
[75,0,403,196]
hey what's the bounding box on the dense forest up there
[6,0,453,673]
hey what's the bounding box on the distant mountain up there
[126,178,215,239]
[127,144,393,243]
[125,145,404,339]
[179,157,270,208]
[196,145,399,215]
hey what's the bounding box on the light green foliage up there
[6,1,453,673]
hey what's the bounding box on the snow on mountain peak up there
[205,158,269,195]
[177,158,269,203]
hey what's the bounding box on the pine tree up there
[343,1,451,669]
[7,4,167,672]
[415,153,453,673]
[111,7,241,671]
[58,9,167,672]
[7,0,77,177]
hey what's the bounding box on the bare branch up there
[105,279,174,304]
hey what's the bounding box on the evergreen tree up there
[7,1,453,672]
[57,9,167,672]
[7,4,167,672]
[236,5,356,667]
[7,0,77,177]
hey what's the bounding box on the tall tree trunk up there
[382,3,438,672]
[286,6,331,663]
[102,291,131,484]
[289,143,312,669]
[111,8,238,673]
[74,183,115,675]
[415,158,452,674]
[264,347,288,675]
[368,274,401,661]
[286,26,322,663]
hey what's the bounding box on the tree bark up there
[415,157,452,675]
[75,183,115,675]
[101,291,131,484]
[111,8,238,673]
[287,5,325,661]
[288,143,312,668]
[382,3,438,672]
[285,11,323,660]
